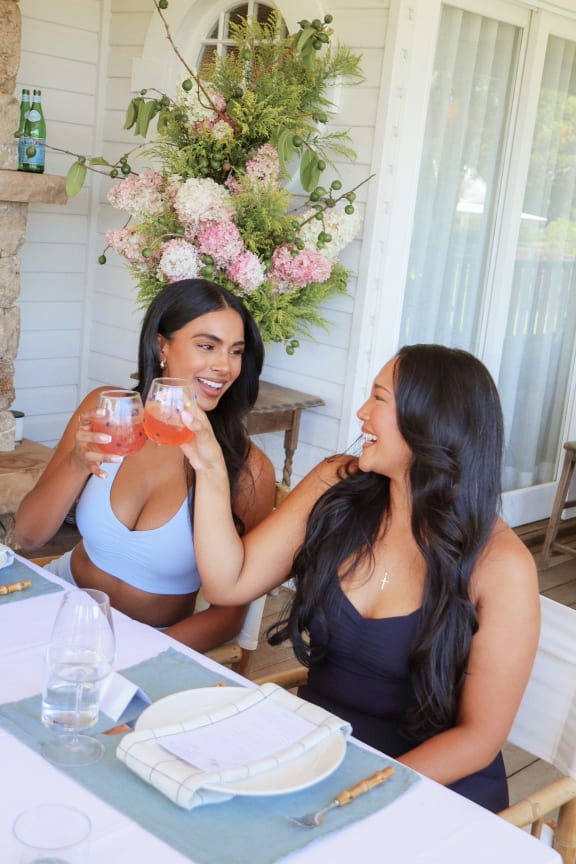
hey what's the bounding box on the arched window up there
[132,0,322,93]
[198,3,287,72]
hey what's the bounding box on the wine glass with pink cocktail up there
[143,378,196,446]
[92,390,146,456]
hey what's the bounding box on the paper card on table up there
[0,544,15,570]
[158,698,317,771]
[100,672,151,722]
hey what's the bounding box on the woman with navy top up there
[15,279,276,652]
[183,344,540,811]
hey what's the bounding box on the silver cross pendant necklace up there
[380,570,391,590]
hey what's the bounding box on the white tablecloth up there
[0,557,561,864]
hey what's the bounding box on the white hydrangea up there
[174,177,234,226]
[158,239,200,282]
[297,207,360,261]
[175,80,226,123]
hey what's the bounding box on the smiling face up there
[356,358,413,480]
[157,306,245,412]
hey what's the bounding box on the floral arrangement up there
[65,2,365,351]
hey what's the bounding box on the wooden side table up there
[246,381,324,486]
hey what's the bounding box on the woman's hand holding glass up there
[71,390,145,479]
[92,389,146,456]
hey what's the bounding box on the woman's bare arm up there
[164,443,277,652]
[15,387,122,549]
[181,405,341,605]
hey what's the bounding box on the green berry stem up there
[294,172,375,230]
[152,0,228,121]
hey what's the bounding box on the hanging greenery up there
[65,2,366,352]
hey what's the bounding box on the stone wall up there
[0,0,22,451]
[0,1,67,456]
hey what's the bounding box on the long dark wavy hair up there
[269,344,504,739]
[136,279,264,529]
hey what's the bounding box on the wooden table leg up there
[281,409,302,487]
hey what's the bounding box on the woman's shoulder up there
[244,441,275,483]
[471,517,538,601]
[488,517,536,565]
[293,454,359,499]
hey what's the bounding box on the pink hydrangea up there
[174,178,234,226]
[107,171,165,218]
[105,227,146,263]
[196,221,244,267]
[224,174,242,195]
[271,245,332,289]
[245,144,280,185]
[226,251,266,293]
[158,239,200,282]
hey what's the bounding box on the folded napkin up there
[0,544,15,570]
[116,682,351,809]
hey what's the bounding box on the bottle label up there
[27,109,42,122]
[19,136,46,168]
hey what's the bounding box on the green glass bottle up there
[15,88,31,171]
[19,88,46,174]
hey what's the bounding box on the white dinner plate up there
[135,687,347,796]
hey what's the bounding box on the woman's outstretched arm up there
[164,442,276,652]
[180,404,339,606]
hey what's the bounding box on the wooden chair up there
[540,441,576,569]
[498,595,576,862]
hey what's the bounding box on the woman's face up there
[356,358,412,479]
[157,307,245,412]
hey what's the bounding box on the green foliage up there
[59,5,367,351]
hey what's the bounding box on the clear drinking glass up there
[41,589,115,767]
[143,377,196,446]
[13,804,91,864]
[92,389,146,456]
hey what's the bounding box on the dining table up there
[0,556,562,864]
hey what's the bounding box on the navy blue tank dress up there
[298,585,508,813]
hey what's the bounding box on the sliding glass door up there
[399,0,576,523]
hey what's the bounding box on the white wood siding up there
[12,0,576,501]
[14,0,103,446]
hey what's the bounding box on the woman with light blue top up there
[15,279,276,653]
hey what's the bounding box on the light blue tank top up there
[75,461,200,595]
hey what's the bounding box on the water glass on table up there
[13,803,91,864]
[92,389,146,456]
[41,589,115,767]
[143,377,196,446]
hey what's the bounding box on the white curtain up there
[500,36,576,490]
[400,6,576,492]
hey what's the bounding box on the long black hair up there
[270,344,504,739]
[136,279,264,525]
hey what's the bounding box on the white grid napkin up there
[116,682,351,809]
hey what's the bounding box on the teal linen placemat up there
[0,558,63,603]
[0,648,420,864]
